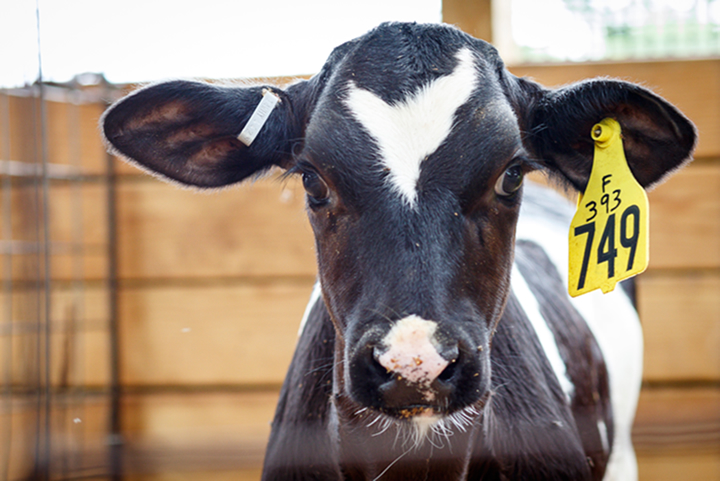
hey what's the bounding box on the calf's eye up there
[495,165,524,197]
[302,171,330,205]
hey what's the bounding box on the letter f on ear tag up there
[568,118,649,297]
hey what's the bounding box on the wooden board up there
[647,162,720,270]
[637,451,720,481]
[509,60,720,159]
[634,387,720,446]
[127,469,263,481]
[0,286,110,387]
[1,395,111,480]
[442,0,493,41]
[117,177,316,280]
[638,272,720,381]
[119,280,315,386]
[0,94,40,165]
[636,387,720,480]
[43,99,108,175]
[0,94,108,175]
[122,390,277,474]
[0,182,108,281]
[0,325,110,388]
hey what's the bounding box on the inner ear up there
[524,79,696,191]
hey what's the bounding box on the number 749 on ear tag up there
[568,118,649,297]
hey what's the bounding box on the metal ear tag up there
[568,118,649,297]
[237,89,281,146]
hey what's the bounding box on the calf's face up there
[301,47,526,418]
[101,23,695,430]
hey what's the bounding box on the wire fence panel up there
[0,79,118,481]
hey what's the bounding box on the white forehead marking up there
[344,48,478,207]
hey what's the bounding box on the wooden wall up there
[1,64,718,481]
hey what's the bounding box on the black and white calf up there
[102,23,695,480]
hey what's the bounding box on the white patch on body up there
[298,282,323,337]
[598,419,610,454]
[511,264,575,402]
[377,315,449,389]
[516,183,642,481]
[344,48,478,207]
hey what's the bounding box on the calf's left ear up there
[102,80,305,188]
[520,78,696,190]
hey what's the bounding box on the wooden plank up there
[634,387,720,449]
[647,162,720,270]
[0,94,38,165]
[509,59,720,158]
[3,319,111,387]
[1,395,111,480]
[123,390,276,449]
[638,272,720,381]
[117,177,316,280]
[442,0,493,41]
[123,391,278,473]
[0,286,110,387]
[0,182,108,280]
[1,93,108,175]
[637,451,720,481]
[48,182,109,281]
[119,281,314,386]
[634,387,720,480]
[1,399,36,481]
[127,469,262,481]
[44,99,108,175]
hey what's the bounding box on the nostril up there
[370,347,394,382]
[436,343,460,380]
[438,353,459,382]
[438,344,460,364]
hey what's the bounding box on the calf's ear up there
[102,80,304,188]
[520,78,696,191]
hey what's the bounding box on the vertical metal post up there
[104,83,124,481]
[67,84,86,479]
[35,3,52,479]
[1,91,14,481]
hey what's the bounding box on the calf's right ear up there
[102,80,305,188]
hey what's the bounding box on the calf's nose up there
[375,315,453,387]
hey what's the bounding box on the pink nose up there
[376,315,450,387]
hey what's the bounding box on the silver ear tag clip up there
[237,89,281,146]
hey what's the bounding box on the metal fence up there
[0,78,120,481]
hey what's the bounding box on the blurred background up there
[0,0,718,479]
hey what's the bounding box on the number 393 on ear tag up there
[568,118,649,297]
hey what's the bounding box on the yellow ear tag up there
[568,118,649,297]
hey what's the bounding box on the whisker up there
[372,446,411,481]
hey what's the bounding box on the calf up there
[102,22,695,480]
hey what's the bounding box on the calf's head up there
[102,23,694,429]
